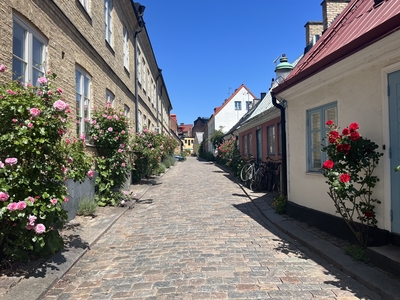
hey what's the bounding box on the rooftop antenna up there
[273,55,281,66]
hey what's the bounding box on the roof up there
[214,84,257,116]
[274,0,400,94]
[178,124,193,133]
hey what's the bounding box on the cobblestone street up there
[44,157,380,299]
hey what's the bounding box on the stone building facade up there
[0,0,172,140]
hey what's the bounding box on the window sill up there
[105,40,115,55]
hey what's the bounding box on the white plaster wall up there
[278,30,400,231]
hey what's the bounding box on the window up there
[104,0,112,44]
[235,101,242,110]
[124,105,130,117]
[248,133,253,156]
[268,125,275,155]
[12,16,46,84]
[76,68,91,139]
[123,25,129,69]
[79,0,90,12]
[307,102,337,172]
[246,101,252,111]
[106,89,114,107]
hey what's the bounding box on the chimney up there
[321,0,350,31]
[304,21,323,46]
[260,92,266,100]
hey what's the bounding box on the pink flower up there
[53,100,67,111]
[50,198,57,205]
[28,215,37,226]
[6,89,15,95]
[64,197,69,203]
[12,118,17,123]
[80,134,85,141]
[7,202,18,211]
[0,64,6,72]
[27,196,35,203]
[34,224,46,234]
[107,116,113,120]
[108,127,113,132]
[17,201,27,210]
[91,120,97,125]
[93,136,98,140]
[0,161,4,168]
[121,200,125,205]
[28,123,33,128]
[118,149,122,153]
[0,191,9,202]
[5,158,17,165]
[26,225,35,230]
[30,107,41,117]
[68,157,73,164]
[37,76,48,85]
[121,130,125,134]
[102,114,107,118]
[57,88,63,94]
[87,170,94,178]
[114,115,119,121]
[121,163,126,167]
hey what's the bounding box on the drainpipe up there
[272,92,287,196]
[155,68,162,133]
[134,4,145,133]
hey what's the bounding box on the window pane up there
[13,23,25,60]
[311,112,320,130]
[312,150,321,169]
[326,107,337,125]
[84,76,89,98]
[32,68,44,85]
[311,131,321,149]
[32,37,43,69]
[12,57,26,81]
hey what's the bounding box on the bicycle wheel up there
[250,169,263,191]
[272,164,282,193]
[240,163,252,182]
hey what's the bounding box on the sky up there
[138,1,323,125]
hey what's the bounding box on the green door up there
[389,70,400,234]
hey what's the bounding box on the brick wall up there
[305,21,324,45]
[322,0,350,30]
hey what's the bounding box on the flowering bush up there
[0,71,91,261]
[88,104,132,206]
[131,129,178,183]
[215,138,241,175]
[322,121,383,247]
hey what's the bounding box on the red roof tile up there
[274,0,400,94]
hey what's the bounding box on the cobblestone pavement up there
[43,157,380,299]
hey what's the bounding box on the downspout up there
[155,69,162,132]
[271,91,288,196]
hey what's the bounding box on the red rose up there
[349,122,359,132]
[342,128,350,135]
[342,144,351,153]
[339,173,351,183]
[322,160,334,169]
[364,211,373,218]
[350,131,360,141]
[337,144,344,152]
[330,131,339,138]
[326,120,334,126]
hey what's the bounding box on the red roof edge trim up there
[273,11,400,95]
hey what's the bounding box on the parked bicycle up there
[239,156,259,187]
[248,157,282,192]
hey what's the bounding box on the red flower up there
[339,173,351,183]
[342,128,350,135]
[342,144,351,153]
[337,144,344,152]
[350,131,360,141]
[364,211,373,218]
[349,122,359,132]
[322,160,334,169]
[326,120,334,126]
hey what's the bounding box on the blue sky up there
[139,1,323,125]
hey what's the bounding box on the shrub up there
[272,194,287,215]
[322,121,383,247]
[0,71,91,261]
[77,198,97,216]
[88,104,132,206]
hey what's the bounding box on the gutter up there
[271,92,287,196]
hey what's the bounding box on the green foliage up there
[345,245,371,264]
[215,138,241,174]
[272,194,287,215]
[200,151,215,162]
[77,198,98,216]
[322,121,383,247]
[88,104,131,206]
[0,72,90,261]
[131,129,178,183]
[210,128,225,150]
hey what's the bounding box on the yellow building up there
[183,137,194,154]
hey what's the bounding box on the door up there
[389,70,400,234]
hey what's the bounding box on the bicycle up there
[264,157,282,193]
[240,156,258,186]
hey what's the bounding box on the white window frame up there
[104,0,112,45]
[246,101,252,111]
[12,15,47,84]
[124,105,130,118]
[76,67,92,139]
[307,102,337,172]
[235,101,242,110]
[123,25,129,70]
[106,89,115,107]
[79,0,90,12]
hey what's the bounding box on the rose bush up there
[88,104,132,206]
[322,121,383,247]
[0,71,91,261]
[215,138,242,175]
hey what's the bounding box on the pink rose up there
[27,196,35,203]
[37,76,48,85]
[7,202,18,211]
[53,100,67,111]
[0,161,4,168]
[57,88,63,94]
[64,197,69,203]
[26,225,35,230]
[30,108,41,117]
[12,118,17,123]
[28,123,33,128]
[87,170,94,178]
[121,163,126,167]
[0,191,9,202]
[0,64,6,72]
[34,224,46,234]
[17,201,27,210]
[80,134,85,141]
[5,158,17,165]
[108,127,113,132]
[28,215,37,226]
[50,198,57,205]
[107,116,113,120]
